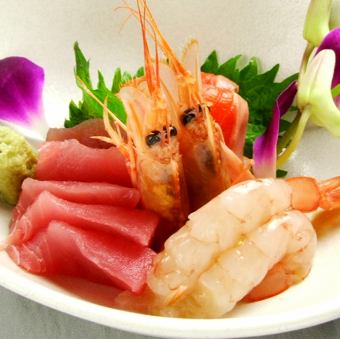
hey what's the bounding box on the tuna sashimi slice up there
[7,221,156,293]
[47,119,111,149]
[12,178,140,221]
[35,139,131,186]
[8,191,158,247]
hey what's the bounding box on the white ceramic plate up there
[1,1,340,338]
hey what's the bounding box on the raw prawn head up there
[87,1,190,244]
[123,0,253,211]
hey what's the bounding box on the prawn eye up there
[162,125,178,138]
[146,130,161,147]
[170,126,177,137]
[181,108,196,125]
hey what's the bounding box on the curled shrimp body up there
[157,210,316,318]
[146,176,340,318]
[125,0,253,211]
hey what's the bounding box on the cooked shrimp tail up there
[319,176,340,210]
[286,176,340,211]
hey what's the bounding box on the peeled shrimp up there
[147,176,340,318]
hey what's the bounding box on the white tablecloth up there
[1,286,340,339]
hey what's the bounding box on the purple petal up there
[253,81,298,178]
[335,95,340,107]
[317,28,340,89]
[0,57,44,127]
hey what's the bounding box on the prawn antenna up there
[153,12,161,89]
[117,1,154,38]
[138,0,187,75]
[115,0,135,33]
[117,1,175,72]
[136,0,158,94]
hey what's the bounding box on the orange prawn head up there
[132,2,232,208]
[118,86,188,230]
[120,86,179,162]
[128,1,212,151]
[159,40,242,209]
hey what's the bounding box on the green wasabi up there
[0,126,37,205]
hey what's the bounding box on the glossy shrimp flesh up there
[146,176,340,318]
[124,0,253,211]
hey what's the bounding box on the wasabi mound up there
[0,126,37,205]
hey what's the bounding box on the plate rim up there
[1,252,340,339]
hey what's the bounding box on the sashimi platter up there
[1,0,340,337]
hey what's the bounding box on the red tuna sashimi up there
[47,119,111,149]
[7,221,156,293]
[12,178,140,221]
[8,191,158,247]
[35,139,131,186]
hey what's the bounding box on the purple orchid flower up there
[0,57,47,136]
[253,27,340,178]
[318,28,340,106]
[253,82,297,178]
